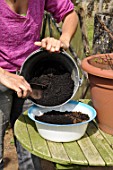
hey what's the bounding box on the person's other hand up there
[34,37,69,52]
[0,71,32,98]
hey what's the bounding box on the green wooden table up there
[14,100,113,170]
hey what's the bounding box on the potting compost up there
[35,110,89,124]
[88,55,113,70]
[30,63,74,106]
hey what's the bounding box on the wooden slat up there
[100,130,113,148]
[78,99,92,105]
[24,115,51,160]
[14,115,32,152]
[56,163,80,170]
[63,141,88,165]
[87,122,113,166]
[77,132,105,166]
[47,141,70,164]
[15,106,113,168]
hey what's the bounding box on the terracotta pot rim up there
[81,53,113,79]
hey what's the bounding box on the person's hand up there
[0,70,32,98]
[34,37,70,52]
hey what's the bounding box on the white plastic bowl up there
[28,100,96,142]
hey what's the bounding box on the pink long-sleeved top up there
[0,0,74,72]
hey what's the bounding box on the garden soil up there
[35,111,89,124]
[4,128,113,170]
[29,60,74,107]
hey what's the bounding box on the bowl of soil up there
[28,100,96,142]
[20,48,80,108]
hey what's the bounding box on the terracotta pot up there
[81,53,113,135]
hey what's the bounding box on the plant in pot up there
[81,53,113,135]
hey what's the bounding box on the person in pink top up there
[0,0,78,169]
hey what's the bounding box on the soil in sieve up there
[35,110,89,124]
[30,62,74,106]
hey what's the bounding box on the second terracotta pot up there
[81,53,113,135]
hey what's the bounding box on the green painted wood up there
[14,100,113,168]
[78,99,92,105]
[14,115,33,152]
[87,122,113,166]
[56,163,80,170]
[99,129,113,148]
[77,133,105,166]
[23,110,28,116]
[63,142,88,165]
[47,141,70,164]
[24,114,51,160]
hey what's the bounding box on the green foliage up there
[86,17,94,53]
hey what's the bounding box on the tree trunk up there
[99,0,104,12]
[93,13,113,54]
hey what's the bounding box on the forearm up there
[0,67,16,86]
[34,10,78,52]
[0,67,15,83]
[0,67,32,98]
[60,10,78,44]
[0,67,5,75]
[0,67,6,83]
